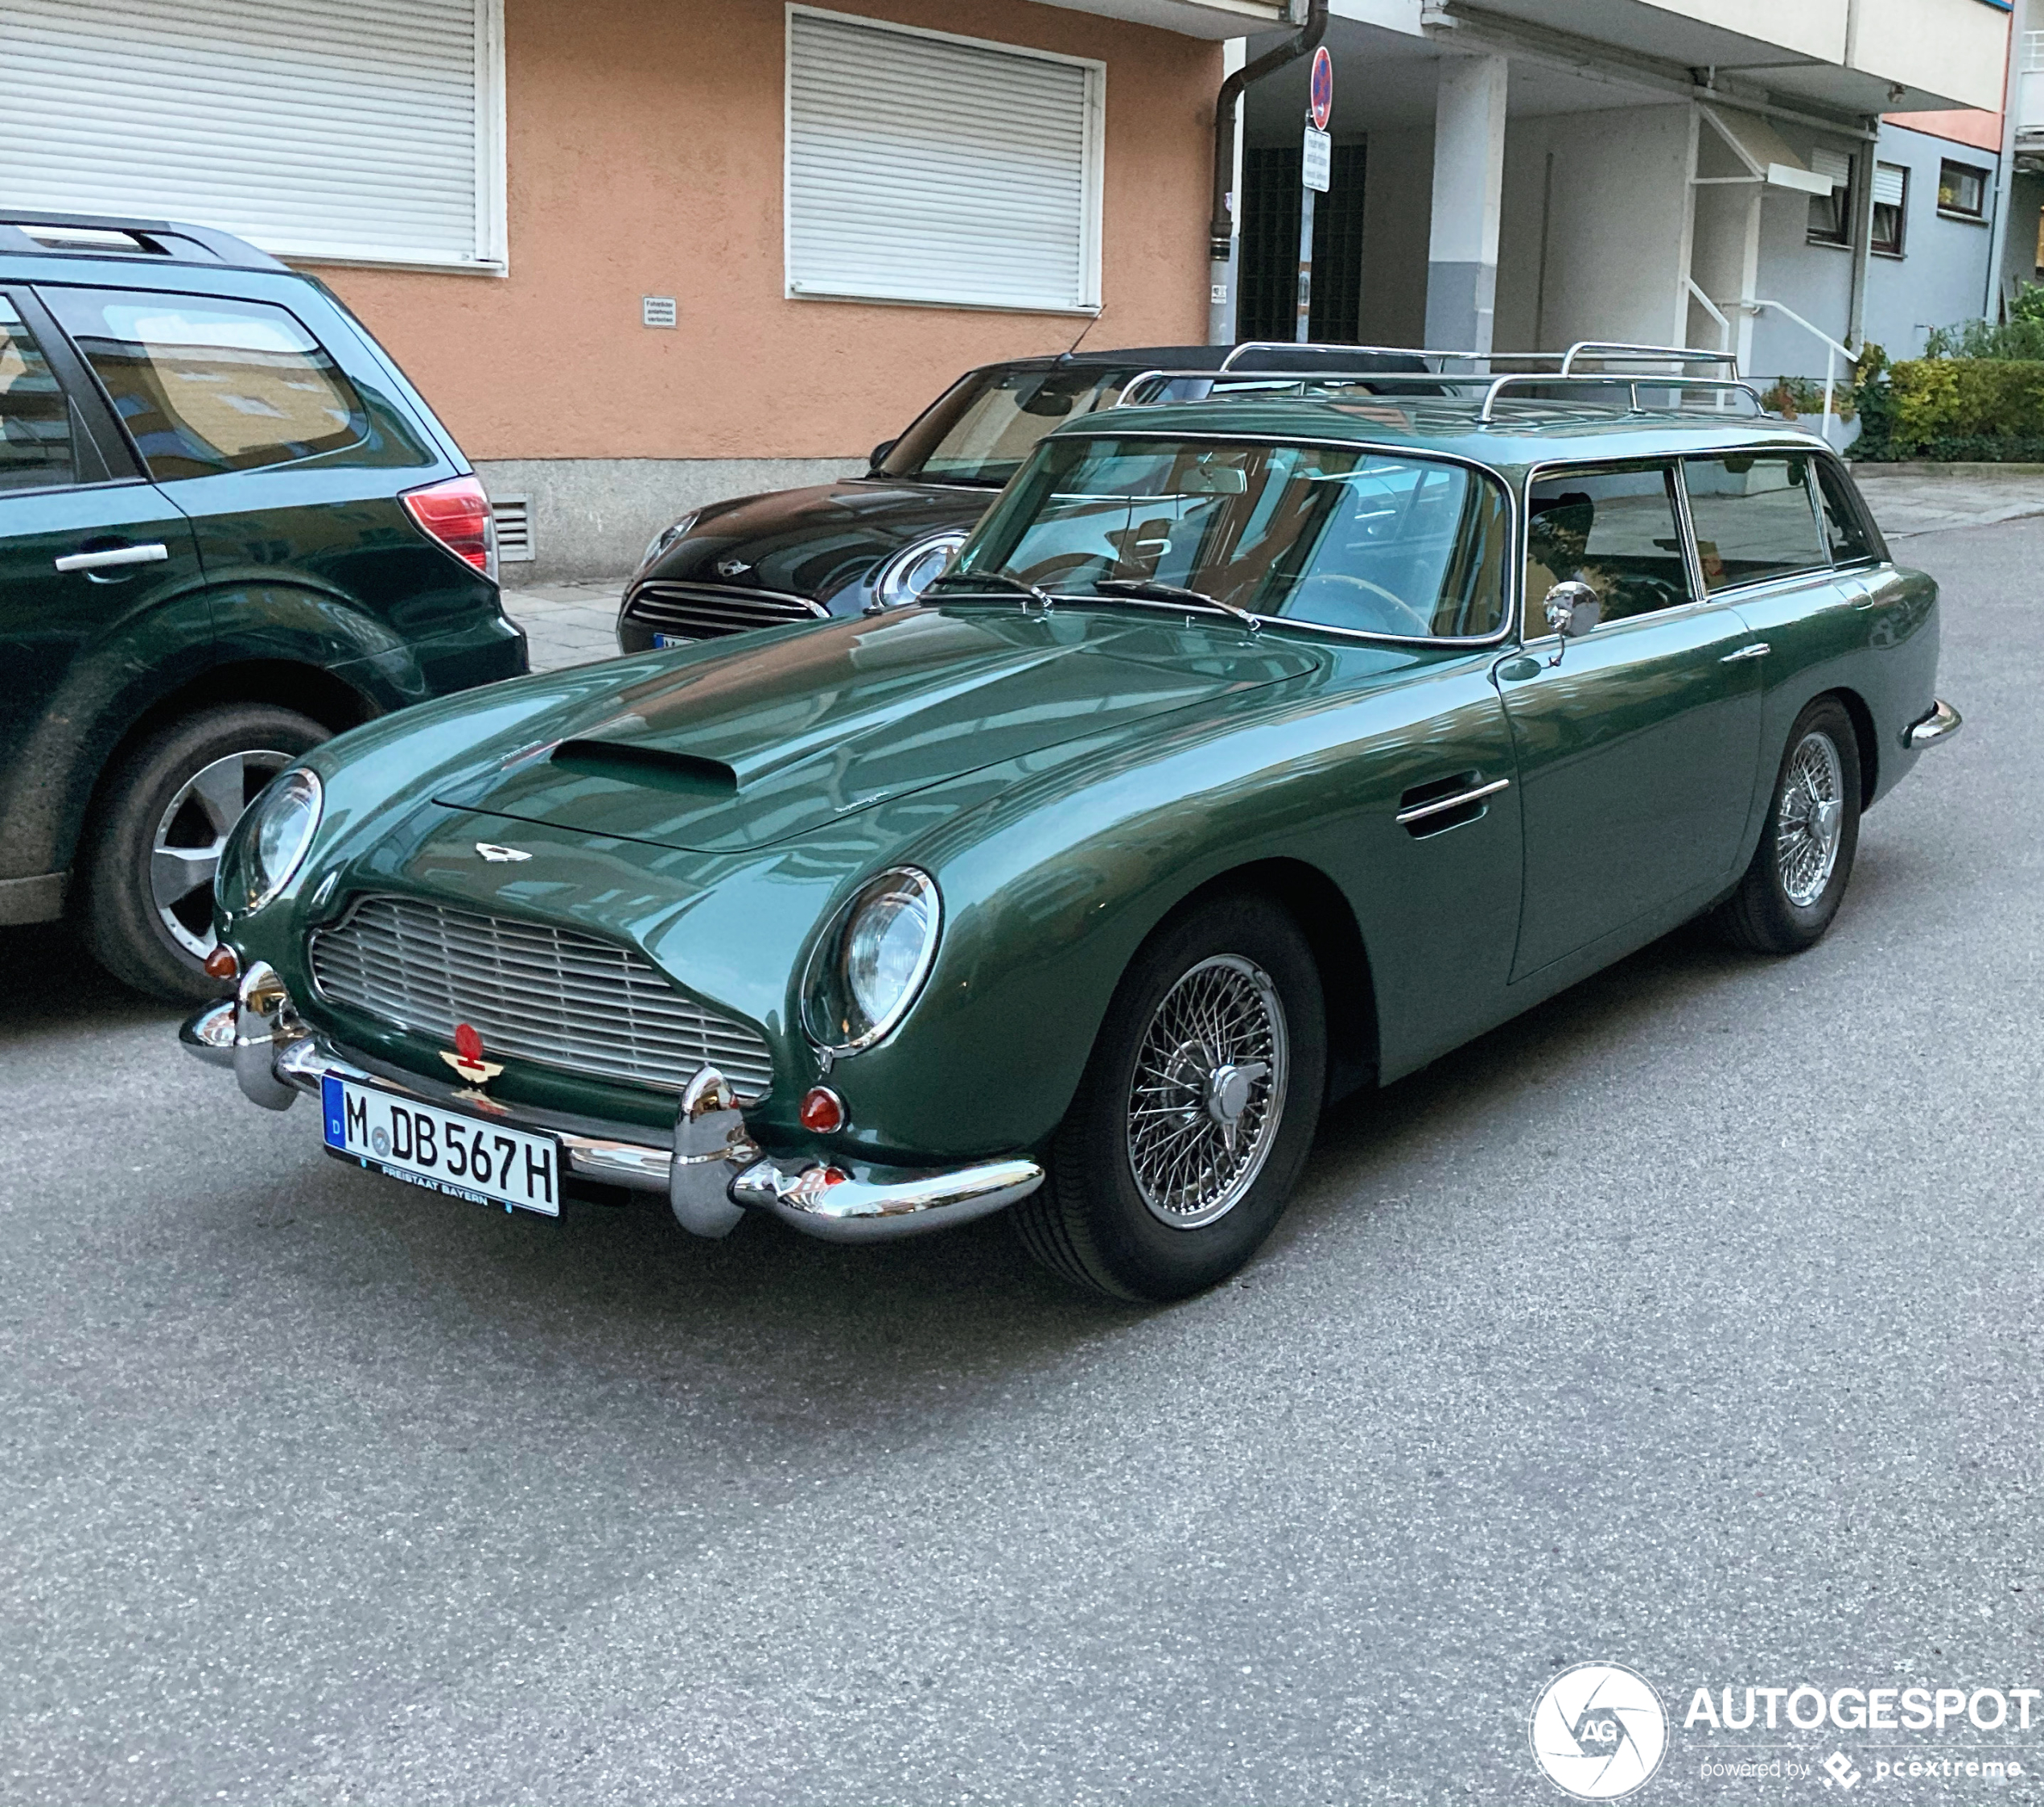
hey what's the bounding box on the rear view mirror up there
[1542,580,1601,666]
[1180,464,1248,496]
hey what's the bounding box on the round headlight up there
[873,530,967,609]
[803,868,942,1053]
[241,768,323,913]
[640,511,700,571]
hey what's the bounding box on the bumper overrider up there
[180,963,1043,1244]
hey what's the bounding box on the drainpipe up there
[1986,0,2026,317]
[1209,0,1330,344]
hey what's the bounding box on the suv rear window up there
[42,288,365,481]
[0,297,74,492]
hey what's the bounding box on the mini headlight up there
[873,530,968,609]
[641,511,700,571]
[802,867,942,1053]
[241,768,322,913]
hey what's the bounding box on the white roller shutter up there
[786,6,1102,315]
[0,0,505,271]
[1873,164,1909,208]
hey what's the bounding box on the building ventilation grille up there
[491,495,533,562]
[309,894,775,1099]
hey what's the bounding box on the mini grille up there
[309,896,775,1099]
[623,580,823,640]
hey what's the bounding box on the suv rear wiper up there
[923,568,1055,612]
[1090,578,1261,634]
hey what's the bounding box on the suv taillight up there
[402,475,497,582]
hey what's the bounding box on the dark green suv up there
[0,211,525,1000]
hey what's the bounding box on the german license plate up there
[321,1075,561,1217]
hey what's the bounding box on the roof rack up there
[1115,348,1766,422]
[1217,338,1742,377]
[0,210,286,272]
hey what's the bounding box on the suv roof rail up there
[0,210,286,272]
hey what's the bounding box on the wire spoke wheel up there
[1125,954,1289,1230]
[1774,728,1845,910]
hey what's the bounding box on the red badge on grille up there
[441,1021,504,1087]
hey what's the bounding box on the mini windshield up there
[881,365,1148,485]
[950,436,1511,639]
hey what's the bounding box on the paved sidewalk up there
[1851,464,2044,538]
[500,579,629,673]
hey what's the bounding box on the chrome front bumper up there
[1905,699,1963,750]
[181,990,1042,1246]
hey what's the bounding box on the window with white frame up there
[785,6,1104,315]
[0,0,506,273]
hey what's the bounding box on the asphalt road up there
[2,516,2039,1807]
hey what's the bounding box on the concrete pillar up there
[1424,54,1509,353]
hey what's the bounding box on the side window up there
[1525,464,1690,632]
[1683,454,1829,591]
[0,296,76,492]
[40,288,365,481]
[1812,460,1878,565]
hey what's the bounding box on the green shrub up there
[1847,344,2044,460]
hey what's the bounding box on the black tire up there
[1015,893,1326,1302]
[1713,696,1861,957]
[79,703,330,1003]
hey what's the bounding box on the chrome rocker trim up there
[1905,699,1963,750]
[179,996,1044,1245]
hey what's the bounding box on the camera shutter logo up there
[1529,1662,1668,1800]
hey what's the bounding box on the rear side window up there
[1813,459,1878,564]
[1683,454,1828,591]
[1525,464,1692,629]
[0,296,74,492]
[42,288,365,481]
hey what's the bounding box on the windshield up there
[881,365,1147,485]
[950,436,1511,639]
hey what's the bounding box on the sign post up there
[1297,44,1333,344]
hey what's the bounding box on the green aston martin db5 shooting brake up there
[183,365,1960,1301]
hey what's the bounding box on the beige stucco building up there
[0,0,2017,575]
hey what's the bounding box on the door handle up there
[1719,642,1770,663]
[1395,776,1510,827]
[55,543,169,574]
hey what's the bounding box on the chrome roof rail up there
[1477,373,1765,423]
[1560,341,1743,376]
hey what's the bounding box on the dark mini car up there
[616,343,1429,649]
[0,210,525,1000]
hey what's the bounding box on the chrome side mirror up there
[1542,580,1600,666]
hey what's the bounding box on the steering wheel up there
[1292,573,1436,636]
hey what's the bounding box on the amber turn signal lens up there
[799,1086,847,1133]
[203,944,241,982]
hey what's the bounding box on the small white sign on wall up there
[641,295,678,328]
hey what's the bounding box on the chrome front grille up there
[623,580,824,640]
[308,896,775,1099]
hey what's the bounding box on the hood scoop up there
[439,607,1325,854]
[550,739,738,795]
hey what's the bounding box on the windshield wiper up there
[1091,578,1261,633]
[923,568,1055,611]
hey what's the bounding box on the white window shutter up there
[1810,147,1852,189]
[786,7,1103,314]
[1873,164,1908,208]
[0,0,504,271]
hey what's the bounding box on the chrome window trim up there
[1518,453,1702,647]
[1005,430,1524,651]
[1674,448,1852,603]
